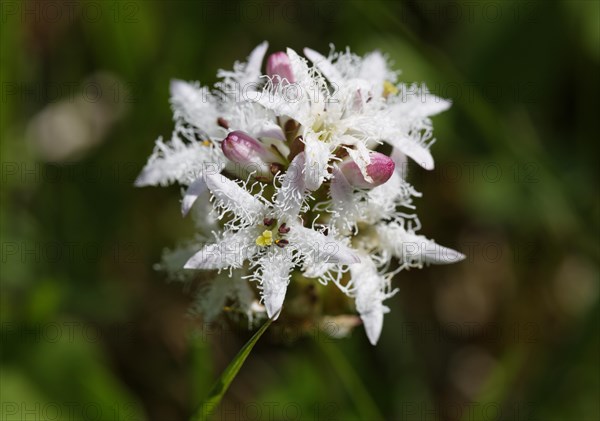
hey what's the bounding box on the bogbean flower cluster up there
[136,42,465,345]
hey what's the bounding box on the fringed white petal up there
[290,225,360,267]
[303,133,332,191]
[377,223,465,267]
[358,51,388,97]
[330,168,361,231]
[169,80,221,136]
[135,135,221,187]
[184,230,256,270]
[288,48,329,117]
[302,261,335,279]
[350,256,392,345]
[244,41,269,85]
[286,48,316,100]
[254,250,293,319]
[390,84,451,119]
[204,173,266,224]
[303,47,342,85]
[361,310,384,346]
[217,42,268,88]
[361,172,418,223]
[252,86,308,127]
[386,136,434,170]
[274,152,306,219]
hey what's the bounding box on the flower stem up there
[191,318,273,421]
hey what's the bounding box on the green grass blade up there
[191,318,273,421]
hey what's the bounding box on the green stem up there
[191,318,273,421]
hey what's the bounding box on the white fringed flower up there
[137,42,465,345]
[184,153,359,319]
[304,47,453,170]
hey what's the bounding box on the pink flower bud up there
[266,52,295,84]
[222,131,278,166]
[339,152,395,189]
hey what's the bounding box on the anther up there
[275,239,289,248]
[270,163,284,176]
[217,117,229,129]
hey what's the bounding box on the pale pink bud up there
[221,131,278,165]
[266,52,295,84]
[339,152,395,189]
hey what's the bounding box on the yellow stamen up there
[255,230,274,247]
[383,80,398,98]
[202,139,212,147]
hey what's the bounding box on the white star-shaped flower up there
[184,153,360,318]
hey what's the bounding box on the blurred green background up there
[1,0,599,420]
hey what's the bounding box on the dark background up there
[2,0,599,420]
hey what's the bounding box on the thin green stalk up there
[191,318,273,421]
